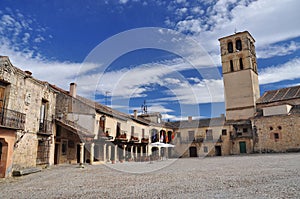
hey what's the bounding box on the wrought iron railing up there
[0,108,25,130]
[39,119,53,135]
[230,132,253,140]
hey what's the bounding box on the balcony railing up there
[39,119,53,135]
[141,138,149,143]
[130,136,139,142]
[0,108,25,130]
[230,132,253,140]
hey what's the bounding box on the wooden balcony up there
[130,136,139,143]
[115,133,128,141]
[38,119,53,135]
[141,138,149,143]
[0,108,25,130]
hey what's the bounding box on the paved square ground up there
[0,153,299,198]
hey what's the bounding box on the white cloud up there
[119,0,129,4]
[168,0,300,60]
[257,41,300,59]
[259,58,300,85]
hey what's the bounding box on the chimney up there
[134,110,138,119]
[24,70,32,76]
[188,116,192,122]
[70,83,77,98]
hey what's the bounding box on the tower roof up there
[218,30,255,42]
[257,85,300,104]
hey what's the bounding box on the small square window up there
[222,129,227,136]
[274,133,279,139]
[204,146,208,153]
[278,126,282,130]
[243,128,248,133]
[269,126,273,131]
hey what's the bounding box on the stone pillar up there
[135,146,138,159]
[141,146,144,157]
[158,147,161,158]
[123,145,126,158]
[131,146,134,160]
[114,145,118,162]
[107,145,111,162]
[90,143,94,165]
[79,143,85,166]
[103,144,107,162]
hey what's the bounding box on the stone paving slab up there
[0,153,300,198]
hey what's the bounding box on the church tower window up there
[228,41,233,53]
[239,58,243,70]
[236,39,242,51]
[230,60,234,72]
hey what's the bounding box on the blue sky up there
[0,0,300,120]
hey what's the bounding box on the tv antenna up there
[141,100,148,114]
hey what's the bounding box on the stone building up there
[171,31,299,157]
[0,56,56,178]
[253,86,300,153]
[51,83,175,165]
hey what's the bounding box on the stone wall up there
[253,114,300,153]
[0,57,56,171]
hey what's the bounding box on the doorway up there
[215,146,222,156]
[189,147,197,157]
[54,144,59,164]
[239,142,247,154]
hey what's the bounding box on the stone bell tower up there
[219,31,260,121]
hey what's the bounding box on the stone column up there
[140,146,144,157]
[103,144,107,162]
[107,145,111,162]
[114,145,118,162]
[123,145,126,158]
[135,146,138,159]
[131,146,134,160]
[79,143,85,166]
[90,143,94,165]
[158,147,161,159]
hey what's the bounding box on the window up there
[188,131,195,141]
[274,133,279,139]
[243,128,248,133]
[204,146,208,153]
[116,122,121,137]
[222,129,227,136]
[62,140,67,155]
[270,126,273,131]
[236,39,242,51]
[151,129,158,142]
[39,99,48,131]
[206,129,213,140]
[177,132,181,138]
[177,132,181,142]
[142,129,145,138]
[239,58,243,70]
[228,41,233,53]
[278,126,282,130]
[131,126,134,137]
[230,60,234,72]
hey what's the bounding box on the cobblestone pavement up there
[0,153,300,199]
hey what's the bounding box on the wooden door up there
[239,142,247,154]
[0,86,5,111]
